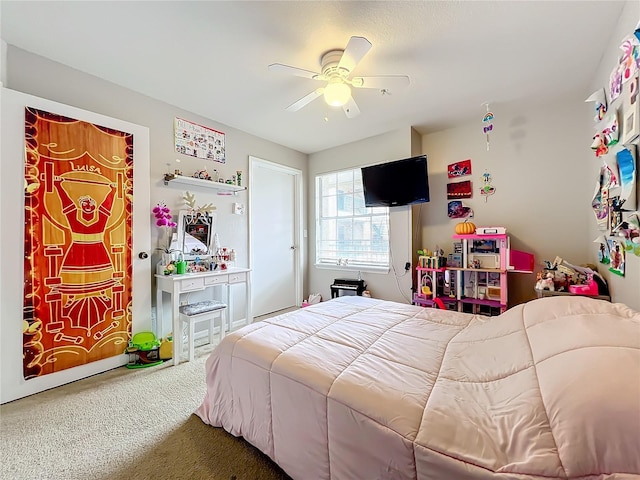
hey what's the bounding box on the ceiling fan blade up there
[285,88,324,112]
[268,63,323,80]
[337,36,372,74]
[342,96,361,118]
[351,75,410,89]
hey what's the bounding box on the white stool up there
[178,300,227,363]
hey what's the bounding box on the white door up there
[249,157,301,317]
[0,88,151,404]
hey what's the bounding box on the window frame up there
[315,167,390,273]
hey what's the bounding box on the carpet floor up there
[0,343,291,480]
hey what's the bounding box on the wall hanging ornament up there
[481,103,494,151]
[619,35,639,84]
[608,238,625,277]
[616,146,637,211]
[602,114,619,148]
[480,170,496,202]
[593,236,611,265]
[616,212,640,257]
[591,114,619,157]
[591,132,608,157]
[585,88,608,123]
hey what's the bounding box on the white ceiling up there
[1,1,626,154]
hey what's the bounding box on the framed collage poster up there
[174,117,225,163]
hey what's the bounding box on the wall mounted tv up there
[361,155,430,207]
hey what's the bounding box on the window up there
[315,168,389,270]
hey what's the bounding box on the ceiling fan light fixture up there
[323,80,351,107]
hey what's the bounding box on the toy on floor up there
[126,331,163,369]
[159,335,173,360]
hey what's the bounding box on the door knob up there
[290,246,296,250]
[138,252,149,259]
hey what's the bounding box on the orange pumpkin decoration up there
[455,220,476,235]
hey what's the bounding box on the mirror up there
[176,210,216,256]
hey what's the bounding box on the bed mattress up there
[196,295,640,479]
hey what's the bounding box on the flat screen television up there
[361,155,430,207]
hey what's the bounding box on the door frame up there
[248,156,303,314]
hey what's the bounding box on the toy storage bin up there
[568,280,599,296]
[509,250,534,273]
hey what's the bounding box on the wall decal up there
[447,159,472,178]
[585,88,608,123]
[447,180,472,199]
[608,238,625,276]
[594,236,610,265]
[621,73,639,144]
[447,200,473,219]
[591,163,617,231]
[616,146,637,210]
[619,35,639,84]
[610,62,623,102]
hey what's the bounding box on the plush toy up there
[535,272,555,291]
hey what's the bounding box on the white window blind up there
[315,168,389,270]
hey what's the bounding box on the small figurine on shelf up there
[194,168,211,180]
[421,276,433,298]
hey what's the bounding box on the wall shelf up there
[163,173,246,193]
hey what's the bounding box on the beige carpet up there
[0,344,291,480]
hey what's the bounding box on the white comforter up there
[196,295,640,479]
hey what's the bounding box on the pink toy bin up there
[509,249,534,273]
[568,279,599,296]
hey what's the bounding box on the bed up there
[196,295,640,480]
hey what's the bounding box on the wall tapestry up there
[174,117,225,163]
[23,107,133,379]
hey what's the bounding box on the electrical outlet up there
[180,300,188,306]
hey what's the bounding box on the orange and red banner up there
[23,108,133,379]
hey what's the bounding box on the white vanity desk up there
[155,267,252,365]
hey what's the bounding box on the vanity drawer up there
[205,274,229,286]
[228,272,247,283]
[180,277,205,292]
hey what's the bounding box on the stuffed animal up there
[535,272,555,291]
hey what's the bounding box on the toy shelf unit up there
[414,232,534,316]
[413,267,459,310]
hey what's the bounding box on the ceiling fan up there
[268,36,410,118]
